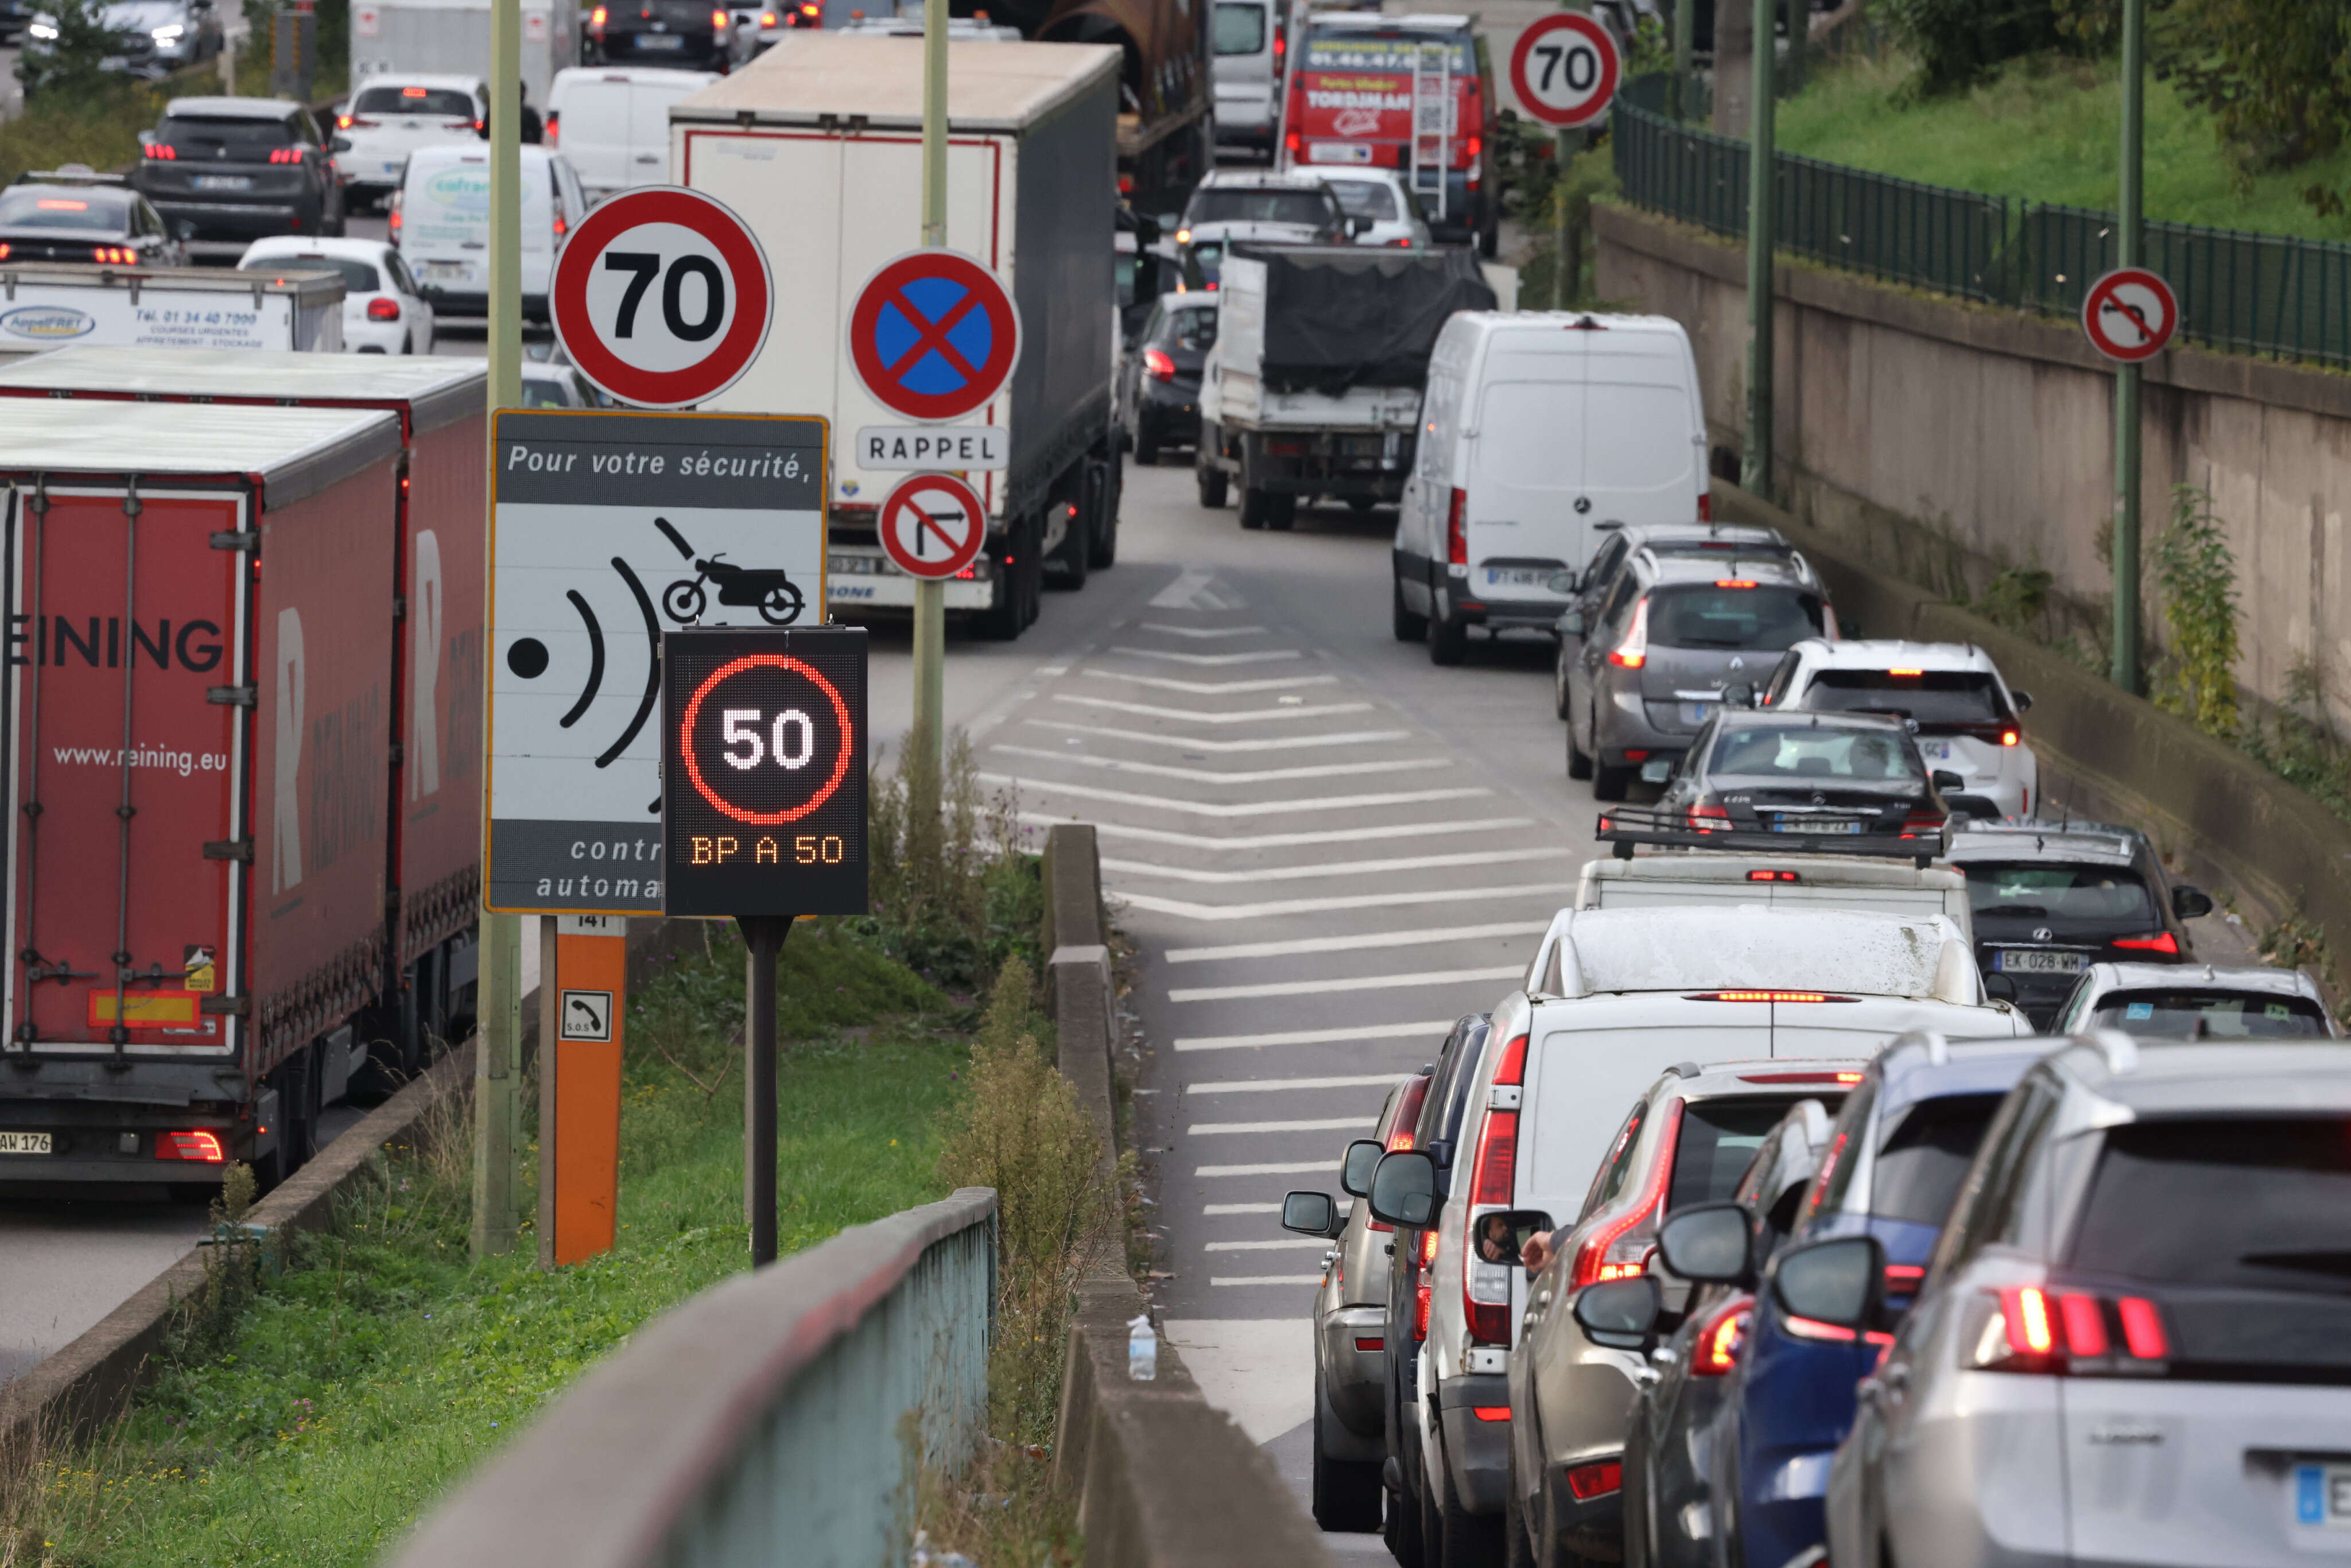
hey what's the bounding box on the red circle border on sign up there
[847,249,1023,424]
[677,654,856,826]
[552,186,774,409]
[2080,267,2178,364]
[878,472,988,581]
[1510,12,1621,130]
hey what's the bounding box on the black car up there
[0,173,184,266]
[1119,293,1216,464]
[130,97,344,257]
[588,0,733,71]
[1943,818,2209,1028]
[1654,708,1958,853]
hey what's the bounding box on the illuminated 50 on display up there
[661,626,868,917]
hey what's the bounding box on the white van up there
[392,143,587,321]
[1574,851,1975,938]
[1394,311,1708,653]
[545,66,716,197]
[1212,0,1280,156]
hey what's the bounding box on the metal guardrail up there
[389,1187,998,1568]
[1615,92,2351,368]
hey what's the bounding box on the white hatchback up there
[238,235,434,354]
[1763,638,2042,819]
[1317,169,1432,249]
[334,75,486,203]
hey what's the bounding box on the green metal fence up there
[1613,94,2351,370]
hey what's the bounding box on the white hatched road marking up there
[991,744,1445,785]
[1171,964,1526,1003]
[1139,623,1268,639]
[1188,1072,1404,1094]
[1211,1275,1325,1287]
[1120,880,1571,920]
[1023,719,1412,753]
[1188,1116,1379,1135]
[1205,1238,1328,1252]
[1195,1160,1336,1176]
[984,775,1489,817]
[1054,693,1375,724]
[1203,1202,1283,1214]
[1025,813,1535,851]
[1149,567,1246,610]
[1165,919,1550,965]
[1082,670,1339,695]
[1109,646,1303,666]
[1175,1020,1456,1054]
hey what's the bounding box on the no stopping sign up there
[552,186,775,409]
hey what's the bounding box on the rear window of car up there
[1669,1096,1806,1211]
[2070,1117,2351,1294]
[1213,1,1265,55]
[1870,1093,2003,1225]
[1183,242,1223,289]
[0,189,131,231]
[1646,584,1822,653]
[1184,188,1340,229]
[355,85,478,117]
[1709,723,1922,782]
[158,115,297,155]
[2089,989,2331,1038]
[1964,863,2152,923]
[1168,306,1218,353]
[1801,669,2011,730]
[241,254,379,292]
[1328,179,1400,221]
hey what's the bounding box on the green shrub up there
[1881,0,2065,94]
[2150,485,2242,738]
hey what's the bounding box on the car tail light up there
[91,246,133,263]
[1414,1278,1432,1340]
[544,111,560,145]
[1782,1313,1892,1346]
[1737,1070,1865,1083]
[1286,128,1301,158]
[1473,1406,1510,1422]
[1356,1336,1384,1352]
[389,193,403,237]
[0,244,9,260]
[1748,869,1799,882]
[367,296,401,320]
[1446,487,1467,566]
[1566,1461,1621,1500]
[1888,667,1924,676]
[1370,1080,1433,1233]
[1967,1286,2171,1372]
[1273,28,1285,71]
[1715,579,1756,589]
[1883,1263,1926,1293]
[2116,1295,2169,1359]
[1697,992,1857,1004]
[156,1130,224,1162]
[2113,931,2179,954]
[336,112,354,129]
[1697,492,1712,521]
[144,142,177,158]
[268,147,304,164]
[1686,800,1729,833]
[1461,1043,1526,1342]
[2001,728,2020,746]
[1900,808,1945,839]
[473,119,486,133]
[1572,1100,1682,1289]
[1143,346,1176,382]
[1692,1294,1752,1375]
[590,3,606,23]
[1387,236,1414,247]
[1607,597,1650,667]
[713,6,727,24]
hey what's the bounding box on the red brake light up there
[1491,1032,1528,1088]
[1697,992,1855,1004]
[1887,667,1925,676]
[1697,492,1712,521]
[2057,1293,2108,1358]
[1565,1461,1621,1501]
[2002,1286,2057,1354]
[2113,931,2180,954]
[2001,728,2020,746]
[1900,809,1945,839]
[367,296,401,320]
[1608,597,1650,667]
[1463,1101,1521,1342]
[144,142,177,158]
[2117,1296,2169,1360]
[713,6,728,25]
[1715,579,1757,589]
[1472,1406,1511,1422]
[590,3,606,22]
[1975,1286,2171,1371]
[402,84,428,96]
[1469,1109,1516,1208]
[1736,1070,1865,1084]
[1571,1100,1683,1290]
[157,1130,225,1162]
[1747,869,1799,882]
[1686,800,1729,832]
[1693,1295,1751,1376]
[1143,346,1177,382]
[1446,487,1468,566]
[1355,1337,1384,1352]
[1414,1279,1432,1340]
[0,244,9,260]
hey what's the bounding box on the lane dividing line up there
[1052,694,1373,724]
[1211,1275,1324,1287]
[1205,1239,1328,1252]
[1022,813,1535,851]
[1187,1072,1406,1095]
[1121,882,1572,921]
[1165,919,1550,965]
[1023,719,1411,754]
[1188,1116,1378,1135]
[1170,965,1526,1003]
[1196,1161,1335,1176]
[982,775,1490,817]
[1140,623,1268,639]
[1203,1202,1283,1214]
[1080,670,1339,695]
[1108,646,1302,667]
[1175,1020,1456,1054]
[990,744,1445,785]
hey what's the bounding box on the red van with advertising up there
[1278,10,1497,255]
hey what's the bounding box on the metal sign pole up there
[742,915,786,1266]
[910,0,949,778]
[1740,0,1776,500]
[1670,0,1693,121]
[2111,0,2146,694]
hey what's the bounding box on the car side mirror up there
[1983,972,2018,1003]
[1769,1234,1884,1330]
[1560,608,1586,637]
[1931,769,1965,792]
[1347,214,1372,238]
[2172,883,2214,920]
[1469,1208,1552,1267]
[2011,689,2034,712]
[1722,681,1756,711]
[1572,1274,1662,1350]
[1367,1148,1441,1228]
[1340,1137,1384,1198]
[176,219,197,239]
[1657,1201,1753,1285]
[1281,1190,1346,1240]
[331,135,353,153]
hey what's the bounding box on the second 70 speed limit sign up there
[1510,12,1621,129]
[552,186,776,410]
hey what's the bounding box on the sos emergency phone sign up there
[660,625,868,918]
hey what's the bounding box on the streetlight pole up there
[1670,0,1693,121]
[1740,0,1775,499]
[2111,0,2145,693]
[908,0,949,777]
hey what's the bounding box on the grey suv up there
[1819,1035,2351,1568]
[1558,535,1830,801]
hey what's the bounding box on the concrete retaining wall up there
[1593,201,2351,729]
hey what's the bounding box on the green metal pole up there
[1554,129,1580,309]
[1670,0,1693,121]
[472,0,524,1263]
[2111,0,2144,693]
[909,0,948,777]
[1740,0,1775,499]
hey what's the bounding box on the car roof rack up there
[14,168,129,187]
[1595,806,1944,870]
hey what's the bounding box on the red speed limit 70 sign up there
[1510,12,1620,129]
[552,186,775,410]
[661,626,868,917]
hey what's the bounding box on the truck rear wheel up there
[1049,499,1089,590]
[1198,463,1228,509]
[1266,494,1296,531]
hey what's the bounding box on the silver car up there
[2051,960,2338,1038]
[1821,1034,2351,1568]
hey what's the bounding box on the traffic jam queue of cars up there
[1278,719,2349,1568]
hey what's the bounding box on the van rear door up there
[558,76,633,192]
[1578,333,1702,526]
[1467,348,1592,588]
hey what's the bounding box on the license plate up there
[193,174,252,191]
[1918,740,1952,760]
[1993,948,2086,975]
[0,1131,53,1155]
[2294,1464,2351,1527]
[422,261,470,281]
[1484,566,1544,589]
[1772,817,1864,835]
[1307,142,1374,165]
[637,32,684,46]
[1678,702,1714,725]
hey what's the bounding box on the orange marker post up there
[539,915,626,1267]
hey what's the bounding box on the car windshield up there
[1802,669,2011,731]
[1184,242,1223,288]
[241,254,379,292]
[1213,1,1264,54]
[0,189,131,231]
[2071,1117,2351,1295]
[1328,179,1400,221]
[1184,188,1339,229]
[1168,306,1217,352]
[1871,1093,2004,1225]
[1648,584,1822,651]
[2089,989,2331,1038]
[157,115,296,155]
[1710,724,1922,782]
[354,85,478,117]
[1963,862,2152,922]
[1669,1096,1815,1211]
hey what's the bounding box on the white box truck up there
[351,0,579,113]
[0,265,344,355]
[670,35,1123,639]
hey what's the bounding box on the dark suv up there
[131,96,344,257]
[588,0,734,71]
[0,173,184,265]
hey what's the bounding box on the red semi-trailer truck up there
[1,399,432,1192]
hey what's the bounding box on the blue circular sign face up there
[847,250,1022,422]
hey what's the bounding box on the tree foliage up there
[15,0,127,99]
[1880,0,2066,95]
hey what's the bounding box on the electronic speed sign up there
[661,626,868,918]
[1510,12,1621,130]
[551,186,775,410]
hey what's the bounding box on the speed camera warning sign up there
[661,625,868,918]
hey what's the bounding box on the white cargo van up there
[1394,311,1707,651]
[393,143,587,321]
[546,66,716,197]
[1212,0,1279,156]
